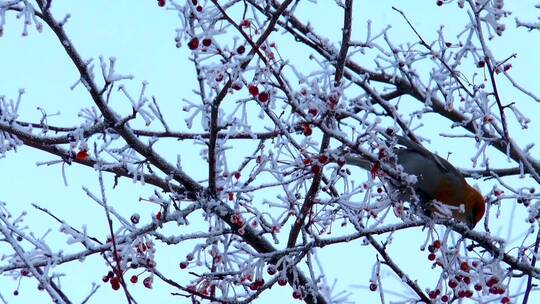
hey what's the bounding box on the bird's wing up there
[393,134,460,175]
[344,133,462,178]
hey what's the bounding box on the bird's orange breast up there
[433,178,465,207]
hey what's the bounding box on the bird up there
[345,134,485,229]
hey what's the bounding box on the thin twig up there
[522,224,540,304]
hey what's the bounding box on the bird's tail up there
[344,154,373,171]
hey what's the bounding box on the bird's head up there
[463,185,485,229]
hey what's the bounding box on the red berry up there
[370,162,380,178]
[318,155,329,164]
[146,258,156,268]
[311,164,321,175]
[460,262,469,272]
[232,82,243,90]
[237,45,246,54]
[188,38,199,50]
[448,280,458,289]
[110,277,120,290]
[240,19,251,28]
[130,214,140,224]
[179,261,188,269]
[102,275,109,283]
[157,0,166,7]
[130,275,138,284]
[487,277,499,287]
[156,211,162,221]
[308,108,318,116]
[248,85,259,96]
[477,60,485,68]
[228,192,234,201]
[278,277,287,286]
[267,265,277,275]
[258,92,269,102]
[230,214,244,226]
[436,0,443,6]
[441,295,449,302]
[328,95,337,105]
[303,124,312,136]
[433,240,441,249]
[463,276,471,285]
[429,290,438,299]
[196,5,203,12]
[234,172,241,179]
[474,284,482,291]
[428,253,436,261]
[292,290,302,299]
[76,150,89,161]
[143,276,153,289]
[501,296,510,304]
[202,38,211,47]
[369,283,377,291]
